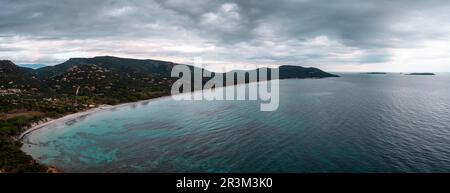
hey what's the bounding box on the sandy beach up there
[16,104,113,141]
[16,93,180,142]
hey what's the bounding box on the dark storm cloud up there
[1,0,450,71]
[0,0,391,43]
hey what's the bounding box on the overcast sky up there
[1,0,450,72]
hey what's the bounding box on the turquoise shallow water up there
[22,73,450,172]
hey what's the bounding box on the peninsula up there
[405,73,436,76]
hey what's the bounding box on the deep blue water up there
[22,73,450,172]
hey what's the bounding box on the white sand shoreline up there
[16,94,177,142]
[17,104,112,141]
[16,82,264,142]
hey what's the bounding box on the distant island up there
[0,56,338,173]
[362,72,387,75]
[405,73,435,76]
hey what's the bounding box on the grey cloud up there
[1,0,448,43]
[1,0,450,71]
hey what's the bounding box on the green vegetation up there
[0,116,48,173]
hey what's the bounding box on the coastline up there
[17,76,342,141]
[16,104,111,141]
[15,77,339,172]
[16,82,240,142]
[16,92,182,142]
[14,94,177,173]
[15,83,248,172]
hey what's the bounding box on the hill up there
[35,56,338,80]
[36,56,176,79]
[0,60,41,89]
[3,56,339,106]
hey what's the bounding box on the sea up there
[21,73,450,172]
